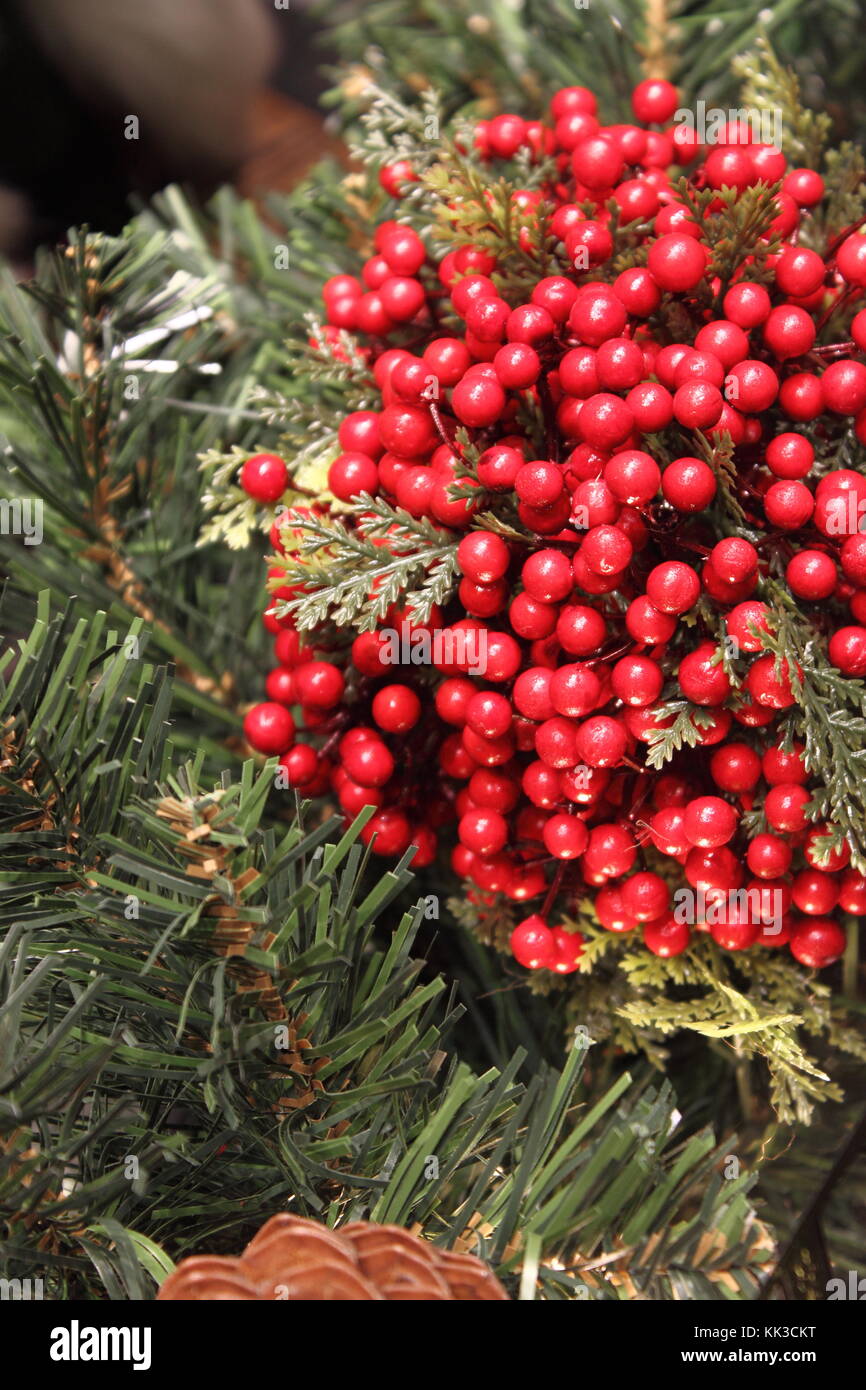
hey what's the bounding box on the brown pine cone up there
[158,1214,509,1301]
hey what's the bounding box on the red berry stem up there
[541,862,567,921]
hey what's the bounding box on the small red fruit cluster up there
[241,77,866,979]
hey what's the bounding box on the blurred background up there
[3,0,866,268]
[0,0,335,261]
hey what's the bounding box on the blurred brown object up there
[239,90,345,196]
[18,0,276,184]
[157,1212,510,1301]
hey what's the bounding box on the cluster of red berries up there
[240,76,866,978]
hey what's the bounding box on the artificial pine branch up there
[757,582,866,871]
[273,495,460,631]
[1,598,775,1300]
[733,33,832,168]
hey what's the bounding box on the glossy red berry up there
[722,281,771,328]
[647,233,708,292]
[549,926,585,974]
[457,531,510,583]
[662,456,717,511]
[543,812,589,859]
[765,782,810,833]
[764,480,814,531]
[372,684,422,733]
[295,661,345,710]
[240,453,289,503]
[683,796,738,848]
[244,702,296,755]
[452,373,506,427]
[789,918,846,968]
[837,233,866,287]
[575,715,627,768]
[829,625,866,676]
[747,833,792,879]
[625,595,676,643]
[511,914,556,969]
[646,561,701,615]
[279,743,319,787]
[710,742,761,793]
[786,549,837,600]
[643,915,690,957]
[363,808,412,857]
[611,655,663,706]
[343,738,395,788]
[726,600,773,652]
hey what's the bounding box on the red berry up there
[381,226,426,276]
[725,359,779,412]
[723,282,771,328]
[775,246,825,298]
[829,625,866,676]
[568,286,627,345]
[244,702,296,756]
[778,372,823,421]
[536,716,580,769]
[726,600,773,653]
[647,233,708,292]
[477,443,524,491]
[614,267,661,317]
[452,373,506,427]
[516,460,565,509]
[710,742,761,793]
[572,134,624,188]
[543,812,589,860]
[487,113,528,158]
[764,479,814,531]
[240,453,288,503]
[494,342,541,388]
[605,450,661,506]
[549,925,584,974]
[626,595,676,644]
[511,914,556,969]
[378,160,418,197]
[556,603,607,655]
[575,715,627,768]
[662,456,717,511]
[782,169,824,205]
[343,738,395,787]
[363,808,412,857]
[765,782,811,833]
[763,305,816,360]
[643,915,690,957]
[789,918,846,968]
[329,451,379,501]
[708,910,759,952]
[457,531,510,583]
[610,654,663,706]
[746,653,799,709]
[459,807,508,855]
[747,833,792,879]
[765,432,813,480]
[836,233,866,287]
[841,535,866,591]
[279,743,319,788]
[792,869,839,916]
[295,661,345,710]
[522,548,574,602]
[786,549,837,600]
[372,684,421,733]
[839,869,866,914]
[823,360,866,415]
[646,561,700,615]
[683,796,738,848]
